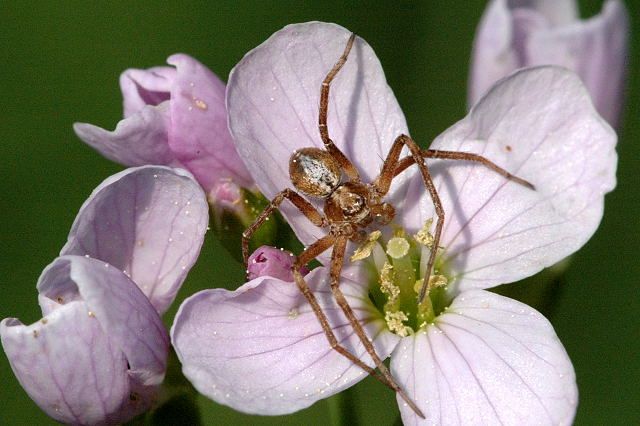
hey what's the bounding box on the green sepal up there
[125,349,201,426]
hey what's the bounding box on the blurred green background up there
[1,1,637,424]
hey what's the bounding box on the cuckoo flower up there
[60,166,209,314]
[470,0,629,127]
[171,23,616,424]
[73,54,254,211]
[2,166,208,424]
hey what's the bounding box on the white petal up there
[402,67,616,291]
[227,22,408,245]
[61,166,209,314]
[171,266,399,415]
[392,290,577,425]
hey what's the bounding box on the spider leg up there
[291,236,396,391]
[372,131,412,197]
[372,134,445,304]
[327,235,425,419]
[242,188,327,268]
[393,149,535,190]
[318,33,361,182]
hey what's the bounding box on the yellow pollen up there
[414,218,434,248]
[350,230,382,262]
[429,274,448,290]
[413,274,448,297]
[194,98,208,110]
[386,237,410,259]
[385,311,411,337]
[379,261,399,297]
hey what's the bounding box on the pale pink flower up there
[172,22,616,424]
[2,166,208,424]
[73,54,254,209]
[470,0,629,127]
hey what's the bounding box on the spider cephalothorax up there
[242,33,533,419]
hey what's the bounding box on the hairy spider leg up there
[242,188,327,267]
[241,193,396,389]
[372,134,444,303]
[389,145,536,301]
[242,192,425,417]
[318,33,361,182]
[290,236,396,390]
[394,149,535,190]
[327,235,425,418]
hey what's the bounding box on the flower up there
[2,255,168,425]
[171,22,616,424]
[246,245,309,282]
[73,54,254,210]
[1,166,208,424]
[469,0,629,127]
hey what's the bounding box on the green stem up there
[327,387,359,426]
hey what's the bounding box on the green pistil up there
[353,221,454,335]
[387,237,418,318]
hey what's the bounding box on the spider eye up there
[289,148,341,198]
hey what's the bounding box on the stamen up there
[413,274,448,298]
[414,218,434,248]
[350,230,382,262]
[429,274,448,290]
[379,262,399,306]
[415,279,435,325]
[385,311,411,337]
[368,225,452,335]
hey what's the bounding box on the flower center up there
[354,220,454,336]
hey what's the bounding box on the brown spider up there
[242,33,534,418]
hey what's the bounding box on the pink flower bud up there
[247,246,309,282]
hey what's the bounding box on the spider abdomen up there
[289,147,341,198]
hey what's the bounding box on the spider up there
[242,33,534,418]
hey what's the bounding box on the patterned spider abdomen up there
[289,148,341,198]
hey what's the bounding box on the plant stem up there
[327,387,359,426]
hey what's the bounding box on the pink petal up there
[120,66,176,118]
[402,67,616,291]
[76,54,254,198]
[1,255,169,424]
[470,0,628,126]
[73,104,177,167]
[167,54,254,193]
[526,0,629,127]
[61,166,209,314]
[392,290,577,425]
[2,306,129,424]
[511,1,578,25]
[227,22,408,245]
[171,266,399,415]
